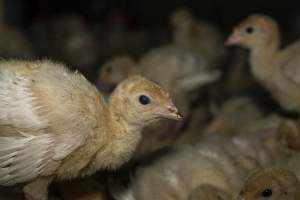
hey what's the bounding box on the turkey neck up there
[81,97,143,175]
[249,38,280,86]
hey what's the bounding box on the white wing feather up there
[0,134,55,186]
[0,64,58,185]
[0,70,47,130]
[0,61,101,185]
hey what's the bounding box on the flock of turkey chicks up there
[1,5,300,200]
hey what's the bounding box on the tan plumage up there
[236,168,300,200]
[113,146,242,200]
[226,14,300,112]
[188,184,230,200]
[0,60,181,200]
[114,132,277,200]
[176,97,264,145]
[204,97,263,137]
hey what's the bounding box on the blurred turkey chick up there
[236,168,300,200]
[49,14,99,74]
[112,130,279,200]
[176,97,263,145]
[171,8,226,68]
[226,14,300,113]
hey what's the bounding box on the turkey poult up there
[226,14,300,113]
[113,132,276,200]
[236,168,300,200]
[171,8,226,68]
[0,60,182,200]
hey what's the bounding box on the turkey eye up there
[261,188,272,198]
[246,26,254,34]
[139,95,151,105]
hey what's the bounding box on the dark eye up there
[245,26,254,34]
[261,188,272,198]
[139,95,151,105]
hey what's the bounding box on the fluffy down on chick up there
[113,130,279,200]
[97,47,220,158]
[236,168,300,200]
[227,14,300,113]
[0,60,181,200]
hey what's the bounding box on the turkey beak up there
[167,105,182,120]
[225,30,242,46]
[157,103,182,120]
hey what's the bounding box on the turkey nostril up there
[168,107,177,113]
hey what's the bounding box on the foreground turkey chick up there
[0,60,181,200]
[98,50,219,141]
[236,168,300,200]
[226,14,300,112]
[97,54,190,158]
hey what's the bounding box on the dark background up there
[2,0,299,83]
[4,0,300,34]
